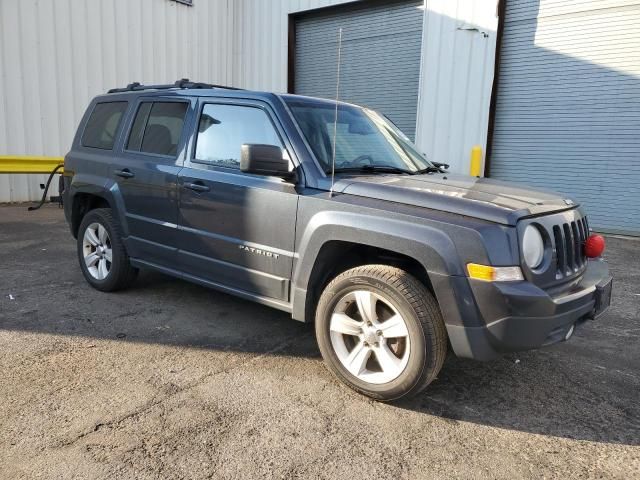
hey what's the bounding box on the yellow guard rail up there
[0,156,64,174]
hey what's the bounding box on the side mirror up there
[240,144,292,179]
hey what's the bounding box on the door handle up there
[114,169,135,179]
[183,181,210,193]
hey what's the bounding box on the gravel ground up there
[0,204,638,479]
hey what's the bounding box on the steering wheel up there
[351,154,374,166]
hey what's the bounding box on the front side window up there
[127,101,188,156]
[285,98,431,174]
[195,104,282,169]
[81,102,128,150]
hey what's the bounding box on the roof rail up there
[107,78,242,94]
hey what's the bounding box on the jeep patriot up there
[63,79,613,400]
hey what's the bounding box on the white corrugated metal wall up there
[0,0,497,201]
[416,0,498,174]
[0,0,234,202]
[231,0,351,92]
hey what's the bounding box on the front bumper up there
[447,259,611,361]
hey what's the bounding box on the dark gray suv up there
[63,80,612,401]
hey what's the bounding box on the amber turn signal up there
[467,263,524,282]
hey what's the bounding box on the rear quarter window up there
[81,101,128,150]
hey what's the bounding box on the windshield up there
[285,98,432,174]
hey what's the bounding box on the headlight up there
[522,225,544,269]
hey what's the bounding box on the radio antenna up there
[329,27,343,197]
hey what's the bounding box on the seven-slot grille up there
[552,215,589,278]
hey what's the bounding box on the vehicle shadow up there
[396,350,640,446]
[129,269,637,448]
[5,262,636,447]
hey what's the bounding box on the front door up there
[111,98,192,267]
[177,100,298,303]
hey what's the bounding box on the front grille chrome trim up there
[519,209,589,290]
[552,214,588,281]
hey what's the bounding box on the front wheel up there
[315,265,447,401]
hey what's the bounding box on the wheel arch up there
[70,192,112,238]
[69,176,127,238]
[290,211,462,323]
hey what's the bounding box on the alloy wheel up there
[329,290,411,384]
[82,222,112,280]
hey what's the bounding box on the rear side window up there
[194,104,282,169]
[81,102,128,150]
[126,101,188,156]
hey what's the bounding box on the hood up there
[335,173,577,225]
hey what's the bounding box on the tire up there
[77,208,138,292]
[315,265,447,401]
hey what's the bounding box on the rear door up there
[111,97,193,266]
[176,98,299,303]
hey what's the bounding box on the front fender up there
[291,210,471,323]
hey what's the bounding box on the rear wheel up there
[77,208,137,292]
[315,265,447,401]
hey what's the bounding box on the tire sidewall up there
[316,272,429,401]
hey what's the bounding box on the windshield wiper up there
[413,166,442,174]
[413,162,449,174]
[328,162,448,176]
[329,165,413,175]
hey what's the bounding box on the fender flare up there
[69,174,129,236]
[290,211,464,322]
